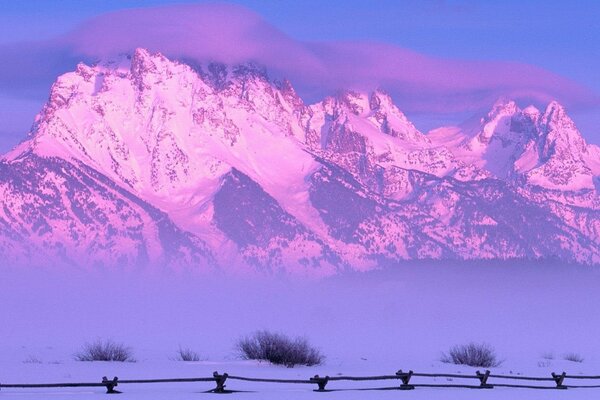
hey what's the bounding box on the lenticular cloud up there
[0,3,597,114]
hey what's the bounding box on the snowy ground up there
[1,261,599,399]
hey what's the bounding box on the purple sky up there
[1,0,599,151]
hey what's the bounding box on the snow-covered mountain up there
[429,99,600,190]
[1,49,598,273]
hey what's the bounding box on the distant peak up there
[131,47,158,69]
[74,62,95,81]
[539,100,580,138]
[489,98,519,116]
[522,105,540,117]
[130,48,167,79]
[332,89,401,117]
[274,78,305,109]
[334,90,370,115]
[133,47,152,60]
[544,100,566,117]
[369,90,394,112]
[336,90,366,101]
[541,100,576,129]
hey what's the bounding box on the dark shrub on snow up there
[441,342,500,368]
[237,330,324,367]
[75,339,135,362]
[176,346,202,362]
[563,352,584,363]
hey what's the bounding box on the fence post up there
[476,370,493,388]
[212,371,229,393]
[102,376,120,394]
[396,370,414,390]
[310,375,329,392]
[551,372,567,389]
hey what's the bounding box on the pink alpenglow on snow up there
[0,49,598,273]
[1,4,600,400]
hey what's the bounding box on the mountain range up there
[1,48,598,274]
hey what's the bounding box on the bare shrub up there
[541,351,554,360]
[176,346,201,362]
[75,339,135,362]
[441,342,501,368]
[23,355,42,364]
[237,330,324,367]
[563,352,584,363]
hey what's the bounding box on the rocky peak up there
[130,48,161,82]
[472,102,514,145]
[537,101,586,160]
[458,99,597,190]
[203,62,229,91]
[368,90,395,112]
[335,91,370,116]
[129,48,193,94]
[315,90,426,142]
[367,90,425,142]
[74,63,96,82]
[484,99,519,122]
[317,94,350,120]
[275,78,305,111]
[540,100,577,131]
[522,105,541,118]
[232,62,269,81]
[216,62,282,106]
[473,99,545,146]
[197,62,270,95]
[544,100,566,117]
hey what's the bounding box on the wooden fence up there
[2,369,600,394]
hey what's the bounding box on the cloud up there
[0,3,597,118]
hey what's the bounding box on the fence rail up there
[2,369,600,394]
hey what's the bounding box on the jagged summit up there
[544,100,567,117]
[522,104,541,117]
[486,98,519,119]
[1,49,598,272]
[430,97,599,190]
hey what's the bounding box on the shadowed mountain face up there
[213,168,340,271]
[0,153,214,269]
[214,168,304,247]
[309,162,378,244]
[0,49,598,274]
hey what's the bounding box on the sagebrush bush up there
[237,330,324,367]
[541,351,554,360]
[75,339,135,362]
[563,352,584,363]
[441,342,500,368]
[176,346,201,362]
[23,355,42,364]
[537,360,552,368]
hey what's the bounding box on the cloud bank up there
[0,3,597,118]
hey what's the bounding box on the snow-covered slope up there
[0,152,214,269]
[429,99,600,191]
[1,49,598,272]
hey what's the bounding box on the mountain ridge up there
[1,48,598,274]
